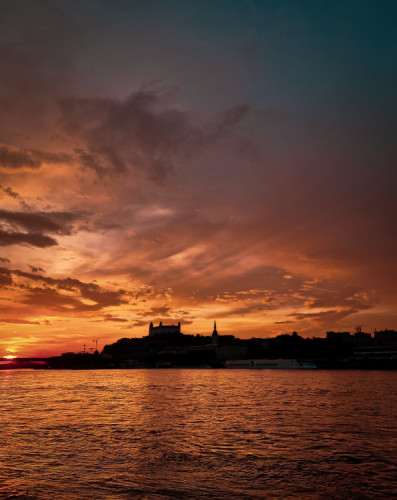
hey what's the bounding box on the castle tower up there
[212,320,219,346]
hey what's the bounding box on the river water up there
[0,369,396,499]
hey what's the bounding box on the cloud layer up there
[0,0,396,356]
[60,89,250,184]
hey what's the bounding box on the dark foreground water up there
[0,369,396,499]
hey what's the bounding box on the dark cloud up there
[307,295,374,311]
[81,286,127,309]
[219,302,277,318]
[0,143,72,170]
[20,286,121,314]
[0,318,40,325]
[0,230,58,248]
[0,209,76,234]
[0,267,13,286]
[300,279,375,312]
[130,285,154,300]
[13,270,82,289]
[0,209,81,248]
[0,185,29,210]
[21,287,89,312]
[60,87,249,184]
[141,305,172,317]
[73,148,107,177]
[102,314,128,323]
[1,185,19,198]
[131,319,150,327]
[290,309,358,325]
[29,266,45,273]
[13,270,127,311]
[0,144,41,169]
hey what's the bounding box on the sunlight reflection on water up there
[0,369,396,499]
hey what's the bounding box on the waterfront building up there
[374,329,397,345]
[326,331,351,341]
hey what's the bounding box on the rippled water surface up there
[1,369,396,499]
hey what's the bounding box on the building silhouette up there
[149,321,181,337]
[212,320,219,346]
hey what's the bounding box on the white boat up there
[225,359,317,369]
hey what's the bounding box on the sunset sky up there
[1,0,396,357]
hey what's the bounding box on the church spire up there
[212,320,219,346]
